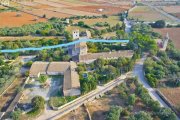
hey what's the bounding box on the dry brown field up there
[153,28,180,49]
[129,6,172,22]
[161,6,180,13]
[80,0,132,5]
[59,105,88,120]
[160,87,180,114]
[0,12,46,28]
[10,0,132,20]
[173,13,180,19]
[23,9,71,18]
[1,0,131,27]
[67,5,130,15]
[160,6,180,19]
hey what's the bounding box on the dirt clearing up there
[160,87,180,114]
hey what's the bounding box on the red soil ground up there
[154,28,180,49]
[173,13,180,19]
[67,5,130,15]
[0,12,46,28]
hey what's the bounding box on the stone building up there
[72,29,79,40]
[29,61,81,96]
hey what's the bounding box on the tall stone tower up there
[72,29,79,40]
[162,32,169,51]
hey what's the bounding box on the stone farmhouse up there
[29,61,81,96]
[69,29,134,63]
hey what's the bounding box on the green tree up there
[39,75,48,83]
[64,31,73,42]
[128,94,136,105]
[157,108,177,120]
[78,21,85,26]
[32,96,45,110]
[152,20,166,28]
[106,106,123,120]
[129,111,153,120]
[11,109,22,120]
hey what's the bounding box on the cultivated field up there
[9,0,130,19]
[154,28,180,49]
[0,12,46,27]
[80,0,132,6]
[129,6,172,22]
[0,0,131,27]
[68,5,130,15]
[160,87,180,114]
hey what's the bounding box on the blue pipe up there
[0,39,129,53]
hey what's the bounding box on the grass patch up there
[49,96,77,107]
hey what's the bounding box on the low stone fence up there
[1,77,30,119]
[0,77,16,97]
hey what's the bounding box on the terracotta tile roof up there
[47,62,70,73]
[29,62,49,77]
[79,50,134,62]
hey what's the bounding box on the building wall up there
[47,72,63,76]
[63,88,81,96]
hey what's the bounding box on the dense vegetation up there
[144,42,180,88]
[0,58,19,93]
[0,38,62,50]
[105,78,177,120]
[106,106,123,120]
[0,18,65,36]
[27,96,45,117]
[77,51,140,94]
[49,96,76,108]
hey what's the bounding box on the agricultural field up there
[0,0,131,27]
[160,87,180,114]
[68,5,130,15]
[9,0,130,19]
[80,0,133,6]
[74,15,122,27]
[153,28,180,49]
[159,6,180,19]
[129,6,172,22]
[0,12,46,28]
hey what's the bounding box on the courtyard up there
[18,75,63,111]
